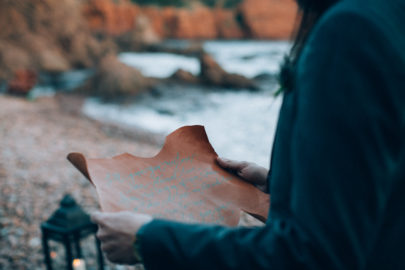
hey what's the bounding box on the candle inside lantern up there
[72,258,87,270]
[50,251,57,259]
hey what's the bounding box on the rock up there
[139,4,218,39]
[169,4,218,39]
[140,6,174,39]
[38,50,71,73]
[7,70,38,96]
[170,69,200,84]
[8,235,18,248]
[80,0,296,41]
[0,43,33,81]
[214,8,244,39]
[29,237,41,248]
[0,0,110,81]
[222,73,259,90]
[67,32,116,69]
[116,15,161,52]
[200,53,225,85]
[17,33,71,73]
[145,41,204,57]
[254,72,277,81]
[237,0,297,39]
[82,0,138,36]
[82,54,154,99]
[199,53,258,90]
[135,15,161,45]
[137,1,294,40]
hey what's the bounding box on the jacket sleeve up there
[136,8,398,270]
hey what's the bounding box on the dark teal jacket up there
[137,0,405,269]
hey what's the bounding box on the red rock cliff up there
[238,0,297,39]
[83,0,139,36]
[82,0,297,40]
[0,0,297,84]
[0,0,114,81]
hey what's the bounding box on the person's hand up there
[216,157,269,193]
[91,211,153,265]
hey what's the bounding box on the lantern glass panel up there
[41,194,104,270]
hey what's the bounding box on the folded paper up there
[68,125,269,226]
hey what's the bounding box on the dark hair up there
[277,0,340,94]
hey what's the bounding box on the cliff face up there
[238,0,298,39]
[82,0,297,40]
[0,0,297,84]
[0,0,114,81]
[83,0,139,36]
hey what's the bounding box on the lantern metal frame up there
[41,194,104,270]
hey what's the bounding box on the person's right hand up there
[216,157,269,193]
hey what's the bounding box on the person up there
[91,0,405,269]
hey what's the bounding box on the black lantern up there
[41,194,104,270]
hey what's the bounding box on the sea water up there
[84,40,290,167]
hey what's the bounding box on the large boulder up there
[24,34,71,73]
[67,32,117,69]
[200,53,258,90]
[82,55,154,99]
[200,54,225,85]
[237,0,297,39]
[116,15,161,51]
[170,69,200,84]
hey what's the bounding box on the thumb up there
[90,211,106,225]
[216,157,246,171]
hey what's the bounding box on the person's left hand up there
[91,211,153,265]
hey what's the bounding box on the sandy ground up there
[0,94,263,270]
[0,94,161,269]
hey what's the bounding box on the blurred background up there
[0,0,297,269]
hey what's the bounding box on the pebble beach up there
[0,94,263,269]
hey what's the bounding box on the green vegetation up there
[201,0,242,8]
[131,0,242,8]
[131,0,184,7]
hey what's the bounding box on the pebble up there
[29,237,41,247]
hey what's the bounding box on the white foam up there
[83,91,282,167]
[118,40,291,79]
[118,53,200,78]
[85,41,290,167]
[204,40,290,78]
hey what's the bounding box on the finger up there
[96,229,114,241]
[91,211,107,225]
[106,249,135,265]
[217,157,246,171]
[100,241,116,253]
[105,250,125,264]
